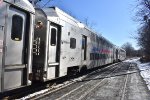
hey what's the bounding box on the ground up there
[21,59,150,100]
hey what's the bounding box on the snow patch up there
[20,75,87,99]
[124,58,150,90]
[123,58,140,63]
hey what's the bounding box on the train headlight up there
[35,21,43,29]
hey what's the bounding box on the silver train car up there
[113,46,126,62]
[32,7,126,82]
[118,48,126,61]
[0,0,34,92]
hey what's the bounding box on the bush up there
[140,56,150,63]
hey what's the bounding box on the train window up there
[51,28,56,46]
[90,53,93,60]
[96,53,99,59]
[101,54,103,59]
[92,53,95,60]
[105,54,107,59]
[94,53,97,60]
[68,32,70,36]
[90,53,95,60]
[95,53,97,59]
[92,53,94,60]
[103,54,105,59]
[70,38,76,49]
[11,15,23,41]
[99,54,101,59]
[82,35,87,60]
[82,38,85,49]
[96,54,98,59]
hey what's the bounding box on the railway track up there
[31,62,140,100]
[120,63,131,100]
[120,62,138,100]
[73,62,138,100]
[0,63,119,99]
[30,63,121,100]
[74,65,120,100]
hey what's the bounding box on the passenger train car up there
[32,7,126,82]
[0,1,125,93]
[118,48,126,61]
[0,0,34,92]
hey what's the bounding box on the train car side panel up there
[0,1,6,92]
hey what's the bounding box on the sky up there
[39,0,139,49]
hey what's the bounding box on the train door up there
[4,7,27,90]
[48,25,58,63]
[82,35,87,62]
[47,24,60,79]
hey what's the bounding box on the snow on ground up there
[20,75,87,100]
[124,58,150,90]
[20,59,150,99]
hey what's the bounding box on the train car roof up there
[4,0,35,13]
[42,7,115,47]
[42,7,83,27]
[115,46,126,52]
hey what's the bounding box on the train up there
[0,0,126,93]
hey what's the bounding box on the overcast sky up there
[39,0,139,49]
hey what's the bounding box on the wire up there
[42,0,53,8]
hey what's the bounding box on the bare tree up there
[82,17,97,30]
[135,0,150,22]
[121,42,135,57]
[135,0,150,60]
